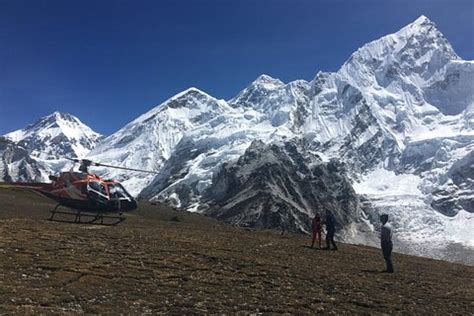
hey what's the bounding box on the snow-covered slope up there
[229,74,312,131]
[2,112,103,181]
[87,88,235,195]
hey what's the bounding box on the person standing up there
[380,214,394,273]
[311,213,322,248]
[324,211,338,250]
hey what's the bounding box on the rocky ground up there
[0,187,473,314]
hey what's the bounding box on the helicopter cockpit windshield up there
[108,183,133,201]
[88,181,109,202]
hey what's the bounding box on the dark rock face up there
[202,140,360,233]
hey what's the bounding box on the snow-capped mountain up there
[130,16,474,262]
[5,16,471,263]
[87,88,235,195]
[5,111,103,159]
[1,112,103,181]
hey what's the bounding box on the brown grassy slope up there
[0,188,473,314]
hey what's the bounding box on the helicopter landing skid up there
[48,204,125,226]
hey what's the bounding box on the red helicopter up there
[0,138,158,225]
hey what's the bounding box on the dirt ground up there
[0,188,473,314]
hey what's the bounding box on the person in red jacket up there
[311,213,322,248]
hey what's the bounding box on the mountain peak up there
[397,15,442,38]
[252,74,284,87]
[171,87,215,101]
[51,110,71,117]
[339,14,458,86]
[4,111,103,159]
[46,111,78,124]
[159,87,224,112]
[412,15,432,26]
[228,74,285,106]
[14,111,81,134]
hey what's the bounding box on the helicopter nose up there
[121,199,138,211]
[110,199,138,212]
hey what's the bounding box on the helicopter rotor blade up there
[92,162,159,174]
[1,137,158,174]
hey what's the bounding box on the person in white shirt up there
[380,214,394,273]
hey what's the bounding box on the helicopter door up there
[81,182,88,194]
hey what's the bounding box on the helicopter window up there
[108,184,126,198]
[108,184,132,200]
[89,181,107,196]
[89,181,99,191]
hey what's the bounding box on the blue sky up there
[0,0,473,135]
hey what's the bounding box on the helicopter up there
[0,137,158,225]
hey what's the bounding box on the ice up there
[353,169,422,197]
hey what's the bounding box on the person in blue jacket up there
[324,210,338,250]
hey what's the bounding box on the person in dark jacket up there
[324,211,338,250]
[311,213,322,248]
[380,214,394,273]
